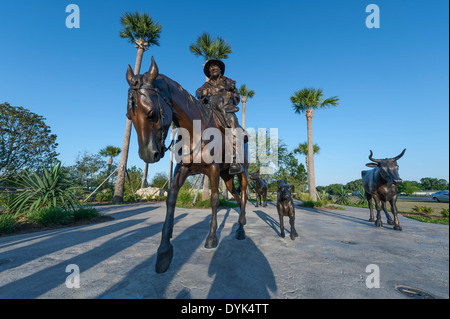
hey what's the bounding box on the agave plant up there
[356,185,368,205]
[10,161,80,214]
[334,185,350,205]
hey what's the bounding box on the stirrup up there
[229,163,243,175]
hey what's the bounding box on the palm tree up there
[189,32,232,201]
[113,12,162,204]
[293,142,320,170]
[238,85,255,130]
[99,145,121,186]
[291,88,339,201]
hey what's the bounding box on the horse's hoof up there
[155,244,173,273]
[369,218,375,222]
[205,236,218,249]
[394,225,403,231]
[375,220,383,227]
[236,227,246,240]
[387,220,395,225]
[280,231,285,238]
[290,234,296,241]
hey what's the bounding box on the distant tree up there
[123,165,143,200]
[326,183,345,195]
[0,103,59,183]
[345,179,363,192]
[420,177,448,190]
[72,151,106,190]
[397,180,421,195]
[151,172,169,191]
[99,145,121,183]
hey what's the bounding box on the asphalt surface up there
[0,201,448,299]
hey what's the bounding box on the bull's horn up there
[368,150,381,163]
[393,148,406,161]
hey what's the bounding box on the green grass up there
[403,214,449,225]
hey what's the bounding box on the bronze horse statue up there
[126,57,249,273]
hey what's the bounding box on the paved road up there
[0,201,448,299]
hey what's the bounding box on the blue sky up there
[0,0,448,186]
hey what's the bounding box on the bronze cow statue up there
[361,149,406,231]
[249,170,268,207]
[277,180,298,240]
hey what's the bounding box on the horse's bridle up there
[128,84,174,153]
[128,83,204,158]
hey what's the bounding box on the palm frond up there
[119,12,162,49]
[238,84,255,98]
[291,88,339,113]
[189,32,232,61]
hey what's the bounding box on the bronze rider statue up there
[195,59,244,175]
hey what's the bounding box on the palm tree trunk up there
[241,96,247,129]
[202,73,210,201]
[113,46,145,203]
[306,109,318,201]
[140,163,148,189]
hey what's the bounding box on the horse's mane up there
[155,74,212,126]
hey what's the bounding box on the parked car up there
[431,190,449,203]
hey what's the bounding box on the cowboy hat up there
[203,59,225,78]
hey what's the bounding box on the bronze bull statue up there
[361,149,406,231]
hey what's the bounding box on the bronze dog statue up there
[249,170,268,207]
[277,180,298,240]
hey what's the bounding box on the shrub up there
[411,205,433,215]
[300,193,313,202]
[71,208,101,221]
[95,193,104,202]
[302,201,314,208]
[441,208,449,218]
[26,207,70,226]
[0,213,18,234]
[314,200,324,207]
[10,161,80,214]
[177,189,194,204]
[302,199,329,208]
